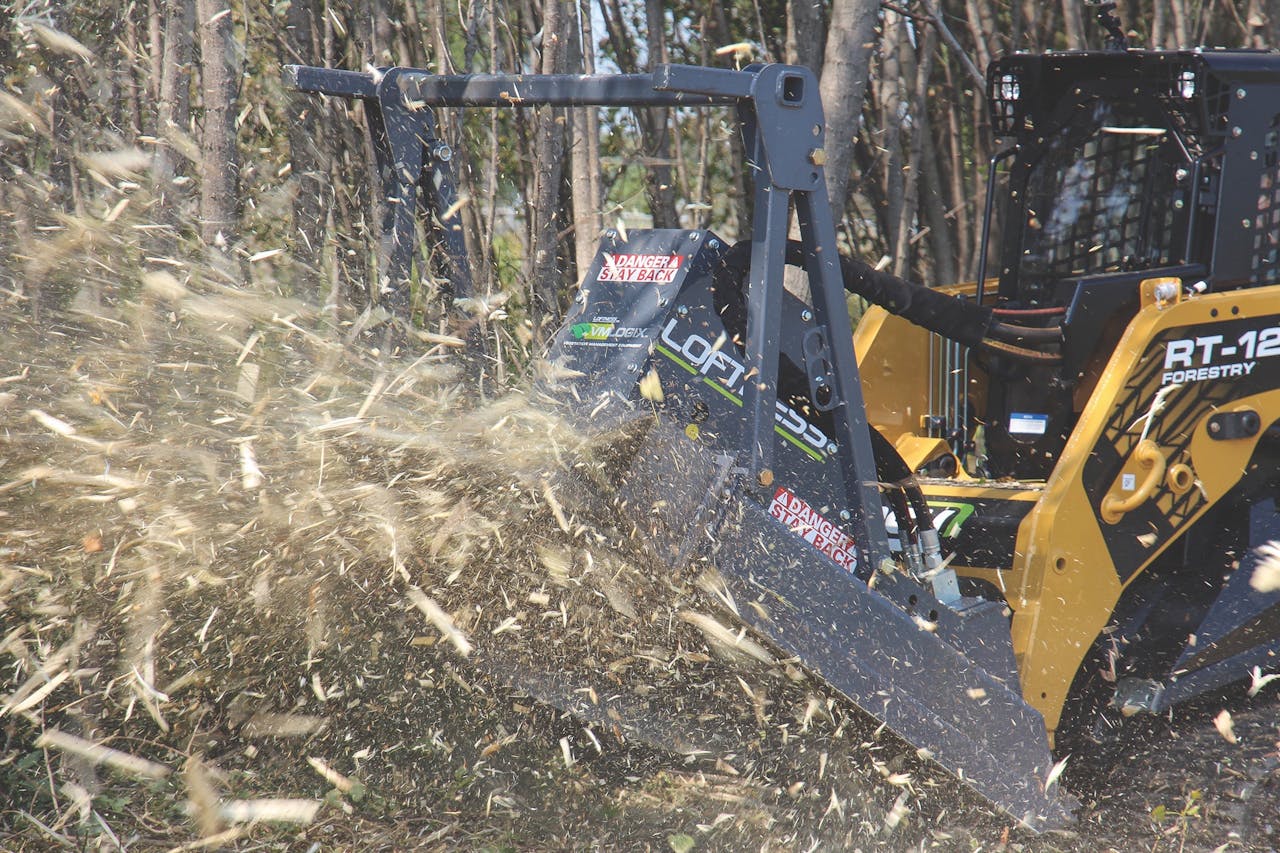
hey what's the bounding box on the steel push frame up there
[284,61,889,565]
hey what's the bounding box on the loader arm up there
[286,61,1071,828]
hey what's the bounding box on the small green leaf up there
[348,779,367,803]
[668,833,696,853]
[1151,804,1167,822]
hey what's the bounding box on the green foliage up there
[667,832,697,853]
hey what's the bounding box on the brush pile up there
[0,212,1000,850]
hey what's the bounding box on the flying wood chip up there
[1251,542,1280,593]
[1213,709,1238,744]
[638,368,664,403]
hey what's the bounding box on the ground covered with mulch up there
[2,258,1278,852]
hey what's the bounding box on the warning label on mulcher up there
[598,253,682,283]
[769,486,858,573]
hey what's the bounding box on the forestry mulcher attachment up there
[287,31,1280,830]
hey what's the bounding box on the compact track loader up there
[286,15,1280,829]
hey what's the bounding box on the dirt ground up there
[2,282,1278,853]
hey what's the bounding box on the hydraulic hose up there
[978,337,1062,364]
[993,305,1066,318]
[869,426,936,538]
[719,240,1060,363]
[987,321,1063,345]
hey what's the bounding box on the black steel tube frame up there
[284,60,890,563]
[974,145,1018,305]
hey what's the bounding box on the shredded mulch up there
[1,235,1277,852]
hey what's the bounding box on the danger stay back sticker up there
[597,253,683,284]
[768,486,858,573]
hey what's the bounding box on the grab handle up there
[1101,440,1166,524]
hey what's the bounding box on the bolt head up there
[801,309,813,322]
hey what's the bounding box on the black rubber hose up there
[720,240,1066,364]
[721,240,995,350]
[868,425,937,535]
[993,305,1065,318]
[885,485,918,549]
[978,337,1063,364]
[987,321,1063,345]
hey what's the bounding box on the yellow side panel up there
[1012,286,1280,736]
[854,306,937,445]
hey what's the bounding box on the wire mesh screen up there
[1157,59,1228,155]
[1020,101,1180,281]
[1253,123,1280,286]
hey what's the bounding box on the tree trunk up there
[964,0,994,71]
[786,0,824,73]
[641,0,677,228]
[568,0,601,280]
[283,0,325,276]
[597,0,678,229]
[1169,0,1192,47]
[921,130,959,286]
[879,9,906,251]
[700,4,749,235]
[152,0,193,216]
[817,0,880,224]
[1152,0,1167,47]
[527,0,569,331]
[1062,0,1088,50]
[1251,0,1280,46]
[893,25,937,279]
[196,0,239,248]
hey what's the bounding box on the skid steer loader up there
[285,14,1280,830]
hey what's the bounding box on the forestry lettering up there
[769,487,858,572]
[1161,326,1279,384]
[657,318,834,457]
[597,253,683,284]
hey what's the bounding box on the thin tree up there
[817,0,881,224]
[569,0,603,281]
[527,0,570,330]
[196,0,239,248]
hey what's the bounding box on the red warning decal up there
[768,486,859,572]
[597,253,683,284]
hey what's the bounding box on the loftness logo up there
[656,318,834,460]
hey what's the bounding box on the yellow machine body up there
[857,281,1280,737]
